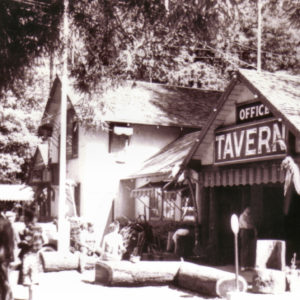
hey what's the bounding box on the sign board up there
[236,101,272,124]
[215,119,286,165]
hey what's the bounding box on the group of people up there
[0,208,46,300]
[77,220,126,272]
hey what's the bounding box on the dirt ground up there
[11,270,217,300]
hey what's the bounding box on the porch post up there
[57,0,69,253]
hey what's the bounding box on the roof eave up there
[238,70,300,138]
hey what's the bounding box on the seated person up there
[100,221,126,261]
[78,222,97,273]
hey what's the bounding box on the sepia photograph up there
[0,0,300,299]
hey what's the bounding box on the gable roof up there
[43,78,222,129]
[100,82,222,128]
[239,69,300,135]
[127,130,201,180]
[171,68,300,182]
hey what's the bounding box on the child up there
[22,234,43,300]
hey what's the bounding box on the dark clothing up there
[0,262,13,300]
[0,216,14,300]
[240,228,256,269]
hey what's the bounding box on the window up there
[67,109,79,159]
[109,125,133,163]
[133,187,191,221]
[74,183,81,217]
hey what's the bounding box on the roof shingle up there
[95,81,222,128]
[240,69,300,133]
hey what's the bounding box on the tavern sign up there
[215,119,286,165]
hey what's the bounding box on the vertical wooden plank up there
[249,167,254,185]
[263,165,269,184]
[215,170,221,187]
[255,166,262,184]
[242,167,247,186]
[228,169,233,186]
[234,169,240,186]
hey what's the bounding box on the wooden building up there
[28,78,221,241]
[171,69,300,265]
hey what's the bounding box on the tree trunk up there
[40,251,79,272]
[175,262,248,297]
[95,261,181,286]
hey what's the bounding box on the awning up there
[201,161,285,187]
[0,185,34,202]
[130,182,187,199]
[126,131,201,181]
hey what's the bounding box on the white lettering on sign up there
[239,104,269,120]
[237,102,271,123]
[215,120,286,164]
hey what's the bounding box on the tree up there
[0,59,49,183]
[1,0,299,94]
[0,0,63,93]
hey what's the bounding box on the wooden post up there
[58,0,69,253]
[186,176,200,253]
[230,214,240,291]
[257,0,262,72]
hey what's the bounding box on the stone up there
[252,268,286,294]
[255,239,286,271]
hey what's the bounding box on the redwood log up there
[95,261,181,286]
[40,251,80,272]
[175,262,248,297]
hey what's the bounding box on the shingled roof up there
[43,78,221,129]
[100,81,222,128]
[240,69,300,135]
[128,130,201,179]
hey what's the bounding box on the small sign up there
[231,214,239,235]
[215,119,286,165]
[236,101,272,124]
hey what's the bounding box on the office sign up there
[215,119,286,165]
[236,101,272,124]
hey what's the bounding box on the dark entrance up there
[284,186,300,262]
[215,186,249,265]
[260,184,284,240]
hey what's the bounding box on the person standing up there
[18,209,46,285]
[239,206,257,271]
[0,214,14,300]
[5,211,21,266]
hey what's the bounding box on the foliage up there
[0,0,63,93]
[0,105,39,183]
[68,0,242,91]
[0,61,48,183]
[0,0,300,182]
[67,0,300,94]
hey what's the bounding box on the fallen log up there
[40,251,80,272]
[95,261,181,286]
[175,262,248,297]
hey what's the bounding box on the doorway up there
[215,186,249,265]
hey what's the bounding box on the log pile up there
[95,260,248,297]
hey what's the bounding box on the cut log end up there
[216,276,248,298]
